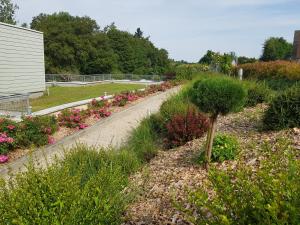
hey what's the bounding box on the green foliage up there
[30,12,170,75]
[184,139,300,225]
[174,64,209,80]
[19,115,58,147]
[125,117,159,162]
[263,84,300,130]
[211,134,239,162]
[243,81,273,107]
[191,77,247,116]
[237,56,257,64]
[198,50,235,75]
[0,0,18,24]
[0,146,138,224]
[260,37,293,61]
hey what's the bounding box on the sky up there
[13,0,300,62]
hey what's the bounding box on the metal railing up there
[0,92,30,116]
[46,74,165,82]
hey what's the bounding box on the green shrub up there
[19,115,59,147]
[263,84,300,130]
[191,77,246,168]
[0,146,137,225]
[183,139,300,225]
[125,117,159,162]
[199,134,239,163]
[243,81,273,107]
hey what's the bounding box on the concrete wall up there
[0,22,45,94]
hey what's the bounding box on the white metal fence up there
[45,74,165,82]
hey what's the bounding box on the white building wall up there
[0,22,45,94]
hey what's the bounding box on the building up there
[0,22,45,96]
[292,30,300,63]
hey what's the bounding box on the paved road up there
[0,87,180,179]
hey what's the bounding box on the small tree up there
[191,77,246,169]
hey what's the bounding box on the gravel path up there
[0,87,180,179]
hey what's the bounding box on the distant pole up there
[238,68,243,80]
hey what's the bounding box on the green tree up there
[260,37,293,61]
[238,56,257,64]
[191,77,246,169]
[0,0,18,25]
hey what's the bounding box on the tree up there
[0,0,18,25]
[260,37,293,61]
[191,77,246,169]
[238,56,257,64]
[134,27,143,38]
[199,50,220,65]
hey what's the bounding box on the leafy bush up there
[125,117,159,162]
[0,118,19,154]
[174,64,209,80]
[243,81,273,107]
[263,84,300,130]
[165,108,209,148]
[112,92,138,107]
[183,140,300,225]
[191,77,247,116]
[0,146,139,224]
[238,60,300,81]
[202,133,239,162]
[19,115,59,147]
[57,108,88,129]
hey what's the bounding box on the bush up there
[243,81,273,107]
[263,84,300,130]
[191,77,247,116]
[0,146,138,224]
[199,133,239,162]
[191,76,246,168]
[164,108,209,148]
[183,139,300,225]
[125,117,159,162]
[0,118,19,154]
[19,115,59,147]
[238,60,300,81]
[57,108,88,129]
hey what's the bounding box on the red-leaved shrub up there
[164,108,209,148]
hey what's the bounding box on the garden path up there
[0,87,180,179]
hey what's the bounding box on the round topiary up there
[191,77,247,116]
[191,76,246,169]
[263,84,300,130]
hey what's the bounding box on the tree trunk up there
[205,114,218,170]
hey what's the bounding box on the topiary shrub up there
[164,108,209,148]
[191,77,246,169]
[243,81,273,107]
[263,84,300,130]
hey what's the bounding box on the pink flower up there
[0,155,9,163]
[48,136,55,145]
[79,124,88,129]
[6,137,14,144]
[7,125,15,130]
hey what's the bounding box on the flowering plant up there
[0,132,14,154]
[58,108,88,129]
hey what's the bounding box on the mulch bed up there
[122,104,299,225]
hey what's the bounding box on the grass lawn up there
[31,83,145,112]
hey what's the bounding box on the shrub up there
[243,81,273,107]
[263,84,300,130]
[165,108,209,148]
[19,115,59,147]
[57,108,88,129]
[0,118,19,154]
[125,117,159,162]
[183,139,300,225]
[191,77,246,168]
[199,133,239,163]
[238,60,300,81]
[112,92,138,107]
[0,146,138,225]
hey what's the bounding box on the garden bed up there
[122,104,300,224]
[0,81,180,164]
